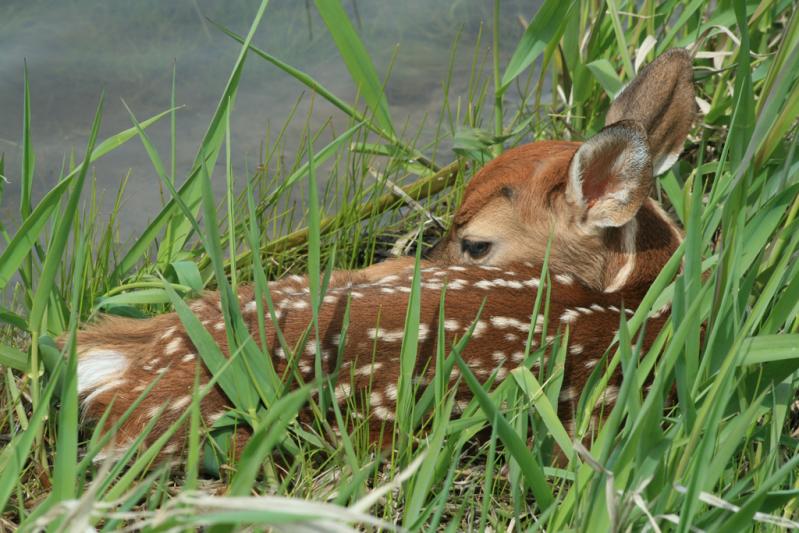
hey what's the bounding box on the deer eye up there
[461,239,492,260]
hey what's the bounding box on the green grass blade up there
[51,231,88,503]
[0,343,26,371]
[314,0,395,137]
[500,0,574,92]
[0,361,62,512]
[455,350,554,510]
[227,386,310,496]
[27,95,103,406]
[0,107,173,289]
[141,0,271,268]
[20,62,34,220]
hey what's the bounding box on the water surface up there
[1,0,534,242]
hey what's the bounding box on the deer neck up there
[602,198,683,294]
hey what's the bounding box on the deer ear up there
[605,48,695,176]
[566,120,651,229]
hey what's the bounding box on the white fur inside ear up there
[567,123,651,228]
[77,348,129,394]
[653,150,681,176]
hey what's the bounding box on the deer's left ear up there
[605,48,695,176]
[566,120,652,229]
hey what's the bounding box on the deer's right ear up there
[566,120,651,229]
[605,48,695,176]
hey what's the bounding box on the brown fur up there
[75,262,666,458]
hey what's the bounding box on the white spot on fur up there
[323,295,337,304]
[367,328,405,343]
[171,395,192,412]
[584,359,600,369]
[651,304,671,318]
[378,275,400,284]
[480,265,501,271]
[560,309,580,324]
[165,337,183,355]
[471,320,488,338]
[162,443,179,455]
[213,321,225,331]
[146,405,162,419]
[444,319,460,332]
[385,384,398,400]
[504,333,519,342]
[370,391,383,406]
[448,265,467,271]
[356,362,383,376]
[160,326,178,340]
[448,279,468,290]
[490,316,530,332]
[181,353,196,363]
[511,351,525,363]
[523,277,540,288]
[475,280,494,290]
[590,303,605,312]
[77,349,129,395]
[244,300,257,313]
[559,387,578,402]
[291,300,309,310]
[576,306,593,314]
[555,274,574,285]
[492,351,506,363]
[533,314,545,334]
[208,411,227,424]
[495,367,508,380]
[569,344,584,355]
[599,386,619,406]
[334,383,351,401]
[418,324,431,341]
[374,406,395,421]
[381,287,396,294]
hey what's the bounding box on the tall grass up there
[1,0,799,530]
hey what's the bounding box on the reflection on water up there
[0,0,534,241]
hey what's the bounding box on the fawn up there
[70,49,695,460]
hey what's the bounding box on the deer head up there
[428,48,695,292]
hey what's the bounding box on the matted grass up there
[2,0,799,530]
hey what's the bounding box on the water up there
[0,0,534,243]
